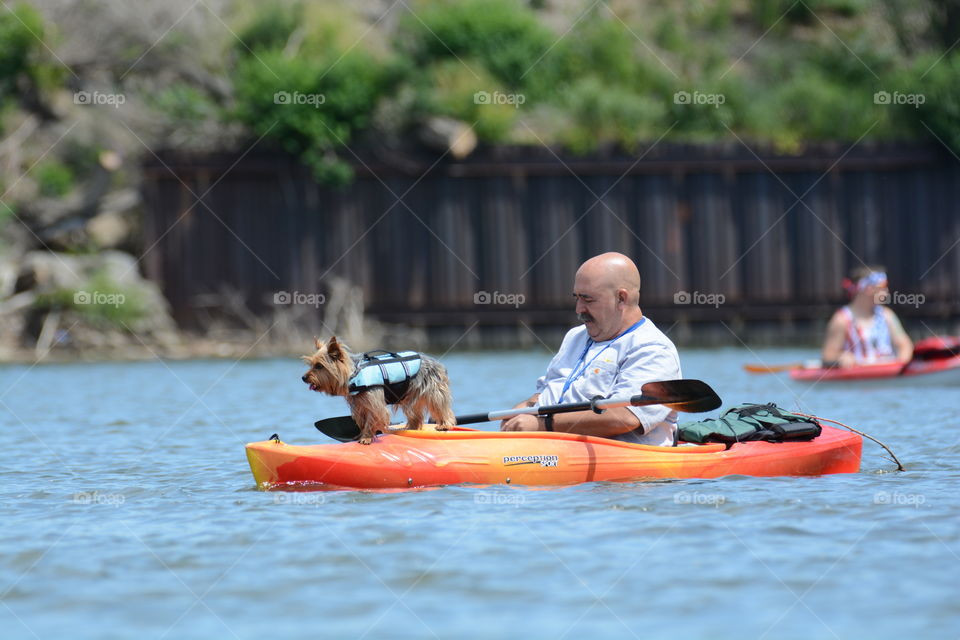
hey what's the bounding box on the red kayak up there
[790,336,960,384]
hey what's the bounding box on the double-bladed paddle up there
[313,378,721,442]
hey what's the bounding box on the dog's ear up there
[314,336,322,350]
[327,336,343,361]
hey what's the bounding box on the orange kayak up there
[245,425,862,490]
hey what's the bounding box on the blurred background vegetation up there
[1,0,959,185]
[222,0,960,176]
[219,0,959,167]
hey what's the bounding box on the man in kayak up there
[501,252,682,445]
[820,266,913,367]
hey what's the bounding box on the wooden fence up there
[141,142,960,345]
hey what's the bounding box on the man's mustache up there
[578,313,593,323]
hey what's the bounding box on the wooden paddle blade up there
[743,363,802,374]
[314,416,362,442]
[637,379,722,413]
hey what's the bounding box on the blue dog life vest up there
[348,350,422,404]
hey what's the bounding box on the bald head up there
[573,253,644,340]
[575,253,641,305]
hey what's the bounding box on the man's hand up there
[500,414,541,432]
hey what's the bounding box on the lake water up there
[2,348,958,639]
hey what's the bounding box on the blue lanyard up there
[559,319,645,400]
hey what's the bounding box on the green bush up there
[233,46,396,183]
[806,35,897,87]
[235,1,303,51]
[35,272,148,329]
[0,4,62,102]
[231,4,400,184]
[400,0,555,94]
[0,4,43,96]
[747,67,887,148]
[552,12,675,96]
[667,76,750,141]
[702,0,735,32]
[0,200,14,228]
[35,160,74,197]
[897,52,960,153]
[559,76,668,153]
[149,83,224,124]
[751,0,865,28]
[413,59,518,142]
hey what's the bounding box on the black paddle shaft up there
[453,399,600,426]
[461,394,672,423]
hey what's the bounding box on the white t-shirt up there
[535,318,682,446]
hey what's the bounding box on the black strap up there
[376,361,390,390]
[382,379,411,404]
[729,402,782,420]
[359,351,420,367]
[378,358,413,402]
[542,414,554,431]
[362,349,399,359]
[589,395,607,414]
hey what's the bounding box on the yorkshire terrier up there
[302,336,456,444]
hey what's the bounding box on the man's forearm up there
[512,393,539,410]
[550,407,641,438]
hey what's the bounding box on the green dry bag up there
[678,403,821,446]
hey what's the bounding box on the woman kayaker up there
[500,252,682,445]
[821,266,913,367]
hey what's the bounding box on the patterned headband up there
[842,271,887,296]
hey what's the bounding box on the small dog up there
[302,336,456,444]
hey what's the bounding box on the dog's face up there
[301,336,352,395]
